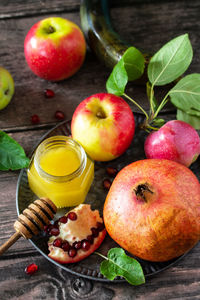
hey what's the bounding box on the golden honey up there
[27,136,94,208]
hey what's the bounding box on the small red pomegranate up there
[48,204,106,263]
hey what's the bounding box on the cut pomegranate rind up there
[48,229,106,264]
[47,204,106,264]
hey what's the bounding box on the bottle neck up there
[34,136,86,183]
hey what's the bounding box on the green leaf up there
[100,248,145,285]
[106,46,145,95]
[106,59,128,96]
[169,74,200,116]
[177,109,200,129]
[186,107,200,116]
[0,131,30,170]
[152,118,165,127]
[146,81,158,112]
[148,34,193,86]
[122,47,145,81]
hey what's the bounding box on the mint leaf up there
[177,109,200,129]
[99,248,145,285]
[169,74,200,115]
[0,131,30,170]
[106,59,128,96]
[148,34,193,86]
[122,47,145,81]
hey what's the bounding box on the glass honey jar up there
[27,136,94,208]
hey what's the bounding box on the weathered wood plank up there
[0,1,200,131]
[0,129,48,256]
[0,246,199,299]
[0,0,80,19]
[0,0,175,19]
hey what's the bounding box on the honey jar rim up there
[32,135,87,182]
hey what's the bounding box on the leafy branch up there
[106,34,200,130]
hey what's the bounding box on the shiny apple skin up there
[103,159,200,262]
[71,93,135,161]
[0,67,15,110]
[24,17,86,81]
[145,120,200,167]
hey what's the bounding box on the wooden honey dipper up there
[0,197,57,256]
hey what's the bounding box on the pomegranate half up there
[48,204,106,263]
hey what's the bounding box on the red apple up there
[71,93,135,161]
[24,17,86,81]
[144,120,200,167]
[103,159,200,262]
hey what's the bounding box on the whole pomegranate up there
[103,159,200,262]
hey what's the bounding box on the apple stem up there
[46,26,55,34]
[96,108,106,119]
[123,93,149,121]
[153,92,170,119]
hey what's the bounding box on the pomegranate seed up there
[25,263,38,275]
[103,179,112,190]
[86,235,94,244]
[53,220,59,228]
[31,114,40,125]
[73,241,82,250]
[68,248,77,258]
[82,240,91,251]
[59,216,68,224]
[62,241,70,251]
[55,110,65,121]
[106,167,118,177]
[44,88,55,98]
[43,225,49,233]
[53,238,62,248]
[96,222,104,232]
[67,212,77,221]
[50,227,60,236]
[44,224,54,234]
[91,227,99,238]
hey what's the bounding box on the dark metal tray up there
[16,115,200,282]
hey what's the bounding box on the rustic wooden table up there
[0,1,200,299]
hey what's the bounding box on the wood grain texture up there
[0,0,175,19]
[1,1,200,131]
[0,1,200,299]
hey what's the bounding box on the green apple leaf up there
[106,46,145,95]
[148,34,193,86]
[0,131,30,170]
[151,118,165,128]
[122,47,145,81]
[176,109,200,129]
[169,74,200,115]
[99,248,145,285]
[106,59,128,96]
